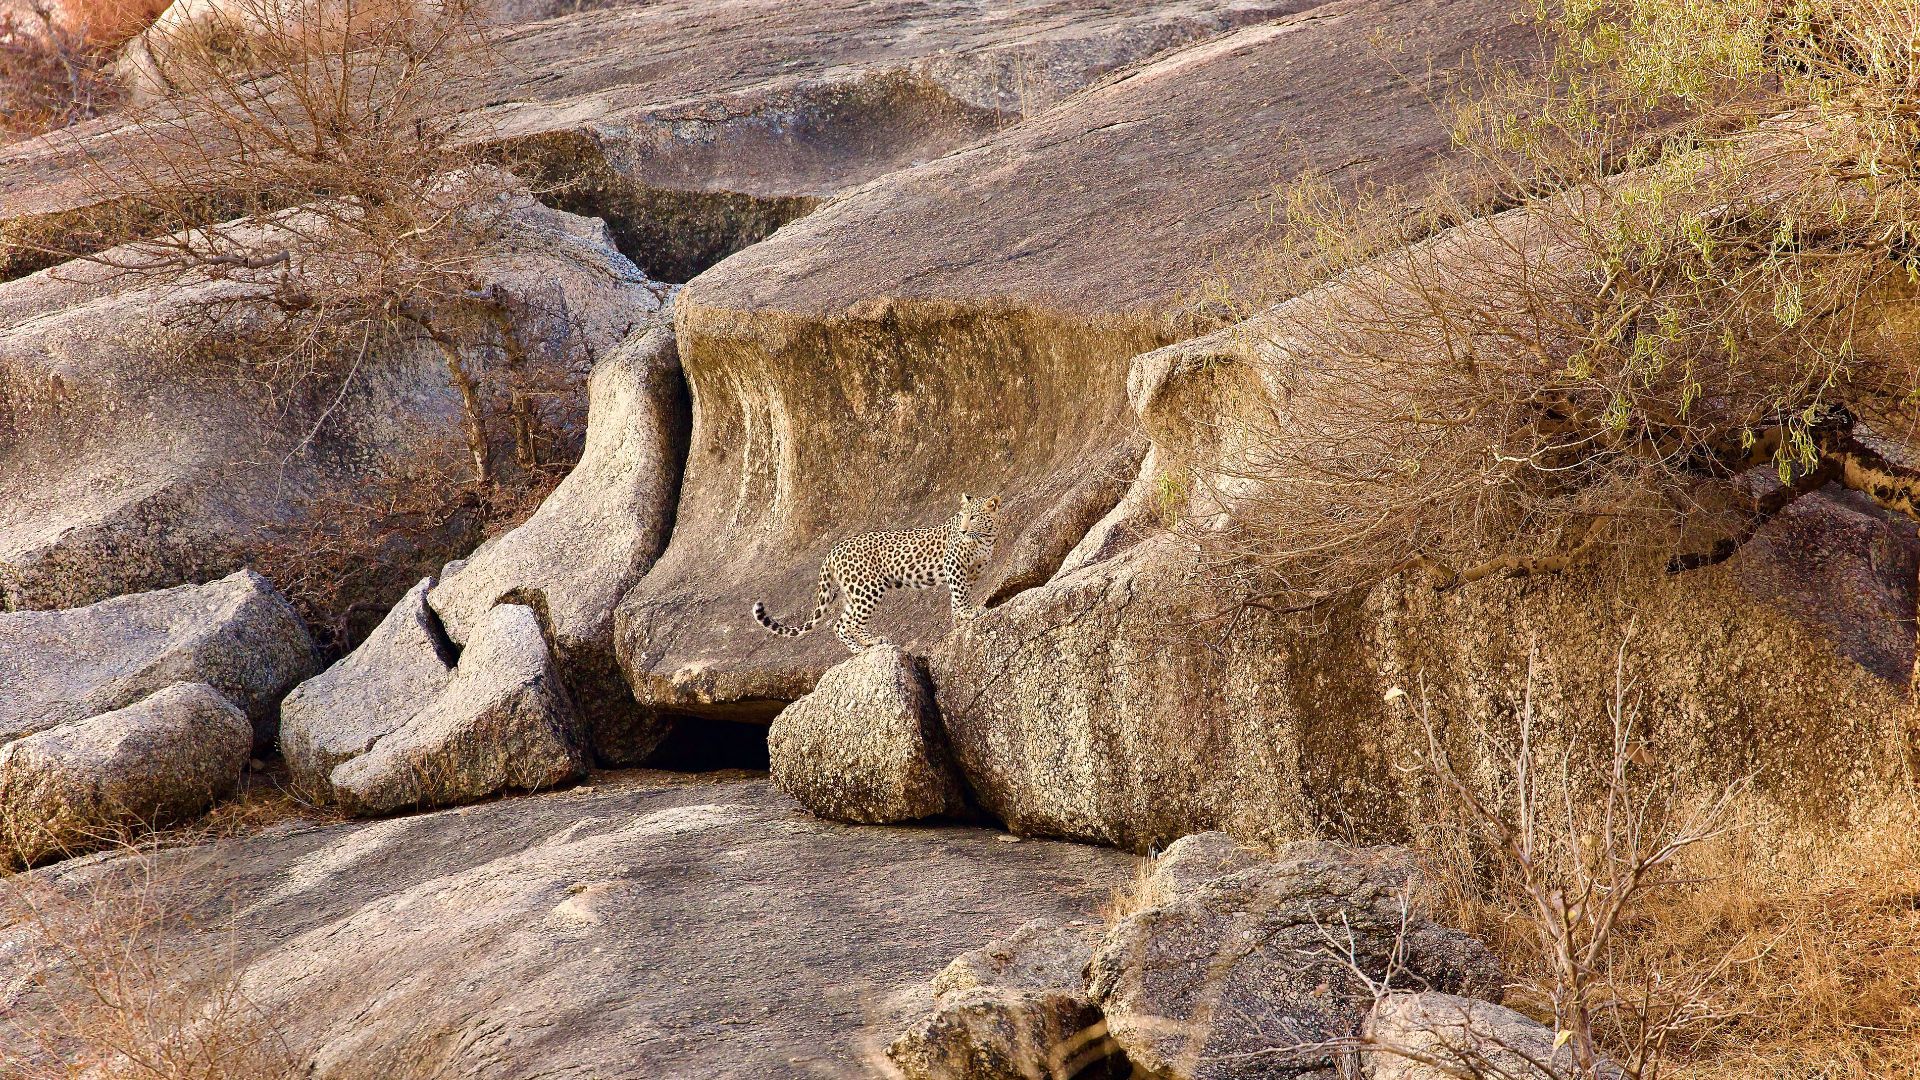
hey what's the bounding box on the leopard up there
[752,494,1001,652]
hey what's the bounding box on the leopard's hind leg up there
[835,581,888,651]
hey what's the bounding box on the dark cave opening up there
[644,714,773,772]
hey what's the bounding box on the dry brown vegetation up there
[0,852,299,1080]
[1,2,122,140]
[1192,0,1920,606]
[1176,7,1920,1066]
[5,0,608,650]
[1403,657,1920,1080]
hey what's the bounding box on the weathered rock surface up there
[278,577,455,792]
[1088,835,1502,1080]
[889,918,1123,1080]
[1361,993,1622,1080]
[767,645,966,824]
[325,603,586,815]
[0,773,1136,1079]
[1148,830,1264,898]
[614,0,1535,721]
[0,569,314,751]
[932,919,1102,999]
[117,0,576,100]
[428,308,687,761]
[3,0,1318,282]
[925,210,1920,851]
[0,189,662,630]
[0,683,250,866]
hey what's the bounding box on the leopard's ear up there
[959,493,973,508]
[983,496,1000,513]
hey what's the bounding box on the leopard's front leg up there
[946,554,979,622]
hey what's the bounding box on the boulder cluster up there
[889,831,1605,1080]
[0,571,313,865]
[0,0,1911,1071]
[5,0,1904,865]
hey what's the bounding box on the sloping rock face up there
[427,309,687,761]
[292,603,587,815]
[768,644,967,824]
[924,240,1920,851]
[1361,993,1622,1080]
[0,683,251,867]
[1,0,1319,282]
[615,0,1536,720]
[1088,835,1502,1080]
[0,192,663,626]
[889,919,1123,1080]
[0,569,314,751]
[0,773,1135,1079]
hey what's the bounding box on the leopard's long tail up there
[752,562,835,637]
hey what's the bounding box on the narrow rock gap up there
[640,338,694,565]
[985,438,1150,609]
[416,583,464,668]
[504,137,823,283]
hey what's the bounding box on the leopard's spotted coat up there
[752,494,1001,652]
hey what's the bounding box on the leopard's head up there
[953,493,1001,552]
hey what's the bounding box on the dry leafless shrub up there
[1392,647,1742,1080]
[0,853,302,1080]
[251,453,569,651]
[17,0,568,471]
[0,1,125,140]
[1194,0,1920,607]
[1388,643,1920,1079]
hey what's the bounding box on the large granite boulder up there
[613,0,1536,722]
[278,577,456,792]
[0,569,314,752]
[2,0,1316,282]
[301,603,587,815]
[428,309,688,761]
[889,918,1124,1080]
[921,202,1920,851]
[767,644,966,825]
[1361,993,1622,1080]
[0,773,1136,1079]
[0,190,664,631]
[0,682,251,867]
[1088,835,1502,1080]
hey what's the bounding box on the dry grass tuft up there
[1098,855,1167,926]
[0,852,301,1080]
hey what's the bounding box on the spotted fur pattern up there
[753,494,1001,652]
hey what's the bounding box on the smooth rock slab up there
[1362,993,1622,1080]
[0,773,1137,1079]
[0,569,315,751]
[329,604,587,815]
[0,683,250,867]
[1088,835,1503,1080]
[768,645,966,824]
